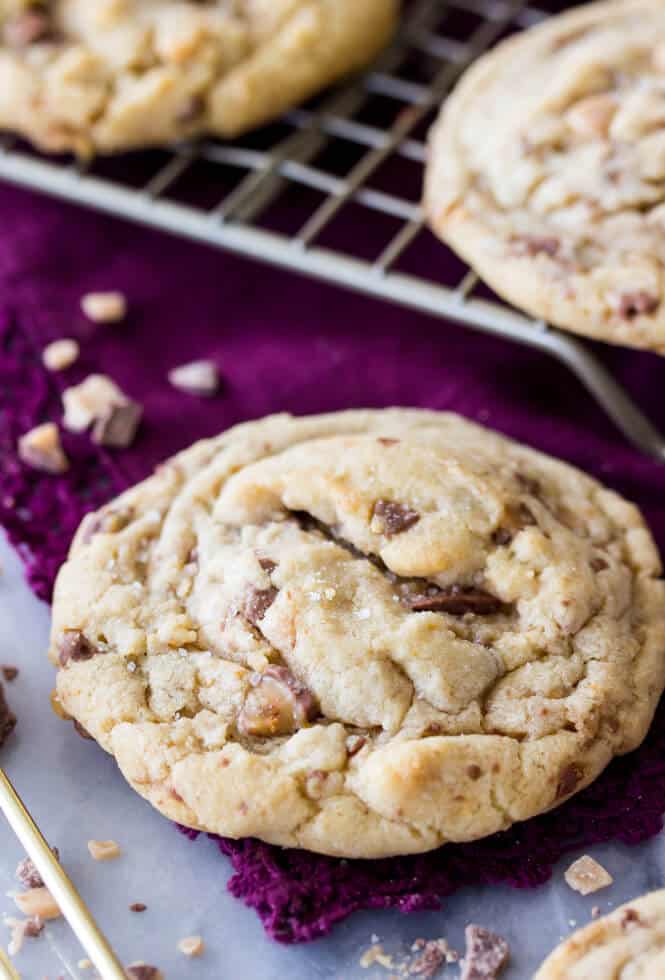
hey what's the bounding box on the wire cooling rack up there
[1,0,664,459]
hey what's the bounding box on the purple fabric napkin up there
[3,177,665,943]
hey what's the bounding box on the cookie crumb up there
[168,360,220,396]
[460,925,509,980]
[87,840,121,862]
[81,291,127,323]
[360,943,395,970]
[1,667,18,682]
[18,423,69,474]
[130,903,147,913]
[564,855,613,896]
[178,936,204,957]
[42,339,79,372]
[13,886,61,920]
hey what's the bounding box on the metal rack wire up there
[1,0,664,458]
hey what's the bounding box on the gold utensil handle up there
[0,768,126,980]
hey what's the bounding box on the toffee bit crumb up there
[408,586,504,616]
[78,960,93,970]
[42,338,79,372]
[125,964,163,980]
[4,915,44,957]
[16,849,59,890]
[87,839,122,861]
[177,935,204,957]
[92,400,143,449]
[130,903,147,913]
[18,422,69,474]
[1,667,18,682]
[564,855,613,896]
[13,887,61,920]
[81,291,127,324]
[461,925,509,980]
[168,360,220,396]
[359,943,395,970]
[556,763,584,800]
[408,938,453,977]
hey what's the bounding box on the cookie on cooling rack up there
[425,0,665,354]
[49,410,665,858]
[534,889,665,978]
[0,0,398,156]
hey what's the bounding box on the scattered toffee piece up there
[510,234,559,258]
[258,557,277,574]
[59,630,94,667]
[126,965,163,980]
[556,763,584,800]
[0,681,16,749]
[3,10,53,47]
[372,499,421,536]
[243,586,278,626]
[591,557,608,572]
[407,586,504,616]
[92,400,142,449]
[408,938,452,977]
[16,848,60,890]
[130,902,147,913]
[238,665,319,737]
[461,924,510,980]
[617,291,660,320]
[1,666,18,682]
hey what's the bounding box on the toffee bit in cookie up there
[18,422,69,474]
[460,925,509,980]
[371,499,421,536]
[91,400,143,449]
[42,338,80,372]
[510,235,559,258]
[125,964,163,980]
[177,935,204,957]
[616,291,660,320]
[1,666,18,682]
[3,9,53,47]
[73,719,95,740]
[58,630,94,667]
[87,839,122,861]
[346,734,367,757]
[564,855,613,896]
[556,763,584,800]
[238,665,319,737]
[13,886,61,921]
[407,586,504,616]
[258,557,277,574]
[176,94,206,125]
[81,291,127,324]
[591,557,608,572]
[130,903,147,913]
[0,681,16,749]
[168,359,220,396]
[16,848,59,890]
[621,908,643,929]
[242,586,278,627]
[467,765,483,781]
[377,437,399,446]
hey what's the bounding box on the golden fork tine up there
[0,768,127,980]
[0,946,21,980]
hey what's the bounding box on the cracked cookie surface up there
[0,0,397,155]
[425,0,665,354]
[49,409,665,858]
[534,889,665,979]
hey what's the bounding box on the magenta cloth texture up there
[3,179,665,943]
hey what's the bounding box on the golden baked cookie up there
[0,0,398,155]
[49,410,665,858]
[425,0,665,354]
